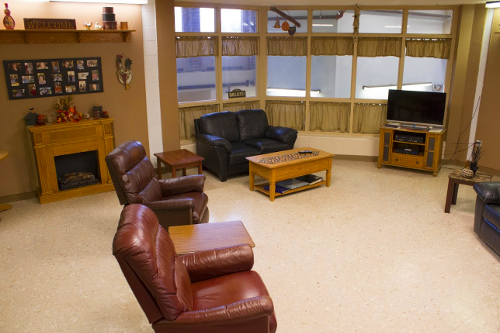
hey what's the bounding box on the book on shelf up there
[295,174,323,185]
[276,178,310,190]
[263,184,290,194]
[263,174,324,193]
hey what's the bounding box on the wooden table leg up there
[451,183,459,205]
[182,168,186,176]
[269,181,276,202]
[326,157,332,187]
[249,163,254,191]
[156,157,162,179]
[172,167,177,178]
[444,178,454,213]
[198,162,203,175]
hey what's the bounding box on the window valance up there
[223,100,261,112]
[311,37,354,56]
[176,36,219,58]
[357,37,402,57]
[222,36,259,56]
[406,38,451,59]
[267,37,308,56]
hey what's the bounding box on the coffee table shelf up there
[254,180,327,197]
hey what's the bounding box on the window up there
[267,10,308,33]
[403,56,447,92]
[311,56,352,98]
[356,56,400,99]
[407,10,452,34]
[221,9,257,33]
[267,56,306,97]
[222,56,257,99]
[312,10,354,33]
[359,10,403,34]
[174,7,215,32]
[176,57,216,103]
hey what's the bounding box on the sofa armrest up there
[157,296,274,326]
[159,175,205,197]
[197,133,231,153]
[473,182,500,204]
[179,244,254,282]
[265,126,298,148]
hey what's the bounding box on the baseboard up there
[0,191,37,204]
[334,155,378,162]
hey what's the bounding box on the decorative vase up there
[3,3,15,30]
[460,168,474,179]
[470,162,479,175]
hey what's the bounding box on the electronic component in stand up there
[395,147,420,155]
[394,134,424,143]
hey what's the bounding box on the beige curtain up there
[179,104,220,140]
[265,100,305,130]
[222,37,259,56]
[176,36,219,58]
[357,37,402,57]
[309,102,350,133]
[267,37,308,56]
[311,37,354,56]
[352,104,387,134]
[223,100,261,112]
[406,38,451,59]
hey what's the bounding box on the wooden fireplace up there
[28,118,115,204]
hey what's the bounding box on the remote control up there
[298,150,312,154]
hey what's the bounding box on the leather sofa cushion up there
[229,142,260,164]
[484,204,500,230]
[199,112,240,143]
[236,109,269,141]
[166,192,208,224]
[242,138,290,154]
[191,271,270,310]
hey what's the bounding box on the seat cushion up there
[192,271,270,310]
[165,192,208,224]
[198,111,240,142]
[242,138,290,154]
[236,109,269,141]
[484,204,500,230]
[229,142,260,165]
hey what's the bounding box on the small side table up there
[444,169,493,213]
[154,149,204,179]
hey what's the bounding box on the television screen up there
[387,90,446,126]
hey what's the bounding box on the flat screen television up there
[387,90,446,126]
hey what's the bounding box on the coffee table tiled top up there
[154,149,204,179]
[168,221,254,255]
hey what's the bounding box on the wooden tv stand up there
[377,125,445,176]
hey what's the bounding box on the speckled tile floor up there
[1,160,499,332]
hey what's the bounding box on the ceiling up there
[181,0,486,6]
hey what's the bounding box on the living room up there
[1,0,499,332]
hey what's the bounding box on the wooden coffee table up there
[246,147,334,201]
[444,169,493,213]
[168,221,254,255]
[154,149,204,179]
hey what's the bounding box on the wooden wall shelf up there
[0,29,135,44]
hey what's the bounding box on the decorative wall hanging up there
[115,54,132,90]
[228,89,246,98]
[3,57,104,100]
[23,18,76,30]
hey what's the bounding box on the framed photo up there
[3,57,103,100]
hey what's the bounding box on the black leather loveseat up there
[194,109,298,181]
[473,182,500,256]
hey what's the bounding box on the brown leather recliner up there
[113,204,277,333]
[106,141,209,229]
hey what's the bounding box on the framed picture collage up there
[3,57,104,100]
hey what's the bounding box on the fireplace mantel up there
[28,118,115,204]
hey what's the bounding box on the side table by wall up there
[444,169,493,213]
[154,149,204,179]
[0,150,12,217]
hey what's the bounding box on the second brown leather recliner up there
[106,141,209,229]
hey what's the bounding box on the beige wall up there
[0,3,149,198]
[475,8,500,171]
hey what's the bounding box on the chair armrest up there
[473,182,500,204]
[264,126,298,148]
[179,244,254,282]
[143,198,195,211]
[159,175,205,197]
[197,133,232,153]
[159,296,274,326]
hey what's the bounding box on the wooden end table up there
[168,221,255,255]
[444,169,493,213]
[154,149,204,179]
